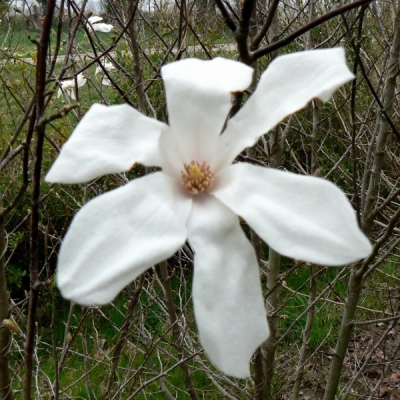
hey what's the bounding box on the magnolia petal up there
[60,74,86,90]
[104,61,115,71]
[213,163,371,265]
[96,62,115,75]
[217,48,354,169]
[88,16,103,24]
[161,58,253,167]
[46,104,167,184]
[60,81,73,90]
[57,75,86,101]
[87,16,113,32]
[158,128,185,180]
[92,23,113,33]
[58,172,190,305]
[76,74,87,87]
[58,88,76,100]
[187,194,269,378]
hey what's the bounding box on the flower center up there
[181,161,214,195]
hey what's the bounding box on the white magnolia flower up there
[46,49,371,378]
[87,16,113,33]
[95,60,115,86]
[57,73,87,100]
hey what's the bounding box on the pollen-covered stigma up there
[181,161,214,195]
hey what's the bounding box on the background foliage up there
[0,0,399,398]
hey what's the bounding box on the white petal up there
[158,128,184,180]
[87,17,113,33]
[88,16,103,24]
[58,172,190,305]
[46,103,167,183]
[161,58,253,167]
[104,61,115,71]
[96,63,114,81]
[187,194,269,378]
[76,73,86,87]
[92,23,113,32]
[213,163,371,265]
[217,48,354,169]
[60,80,72,89]
[57,75,85,100]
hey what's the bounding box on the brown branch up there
[214,0,237,32]
[0,183,29,218]
[24,1,56,399]
[237,0,256,64]
[160,261,199,400]
[252,0,374,61]
[251,0,281,50]
[355,48,400,143]
[0,199,13,399]
[343,6,367,227]
[102,277,144,399]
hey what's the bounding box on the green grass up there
[0,18,115,58]
[0,16,232,62]
[7,288,233,399]
[276,260,400,355]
